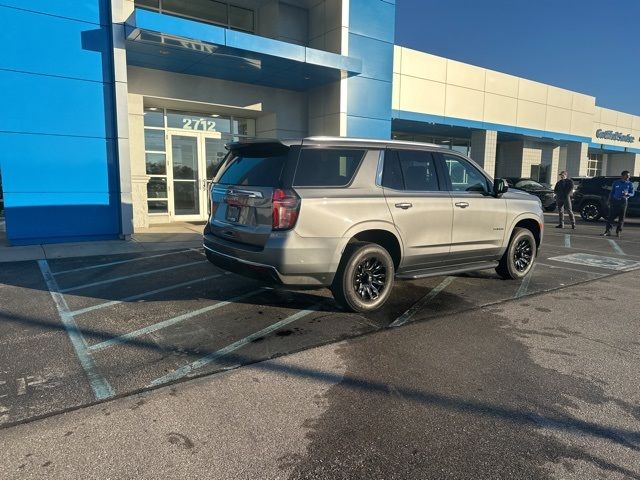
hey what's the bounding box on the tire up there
[580,201,602,222]
[496,227,537,280]
[331,242,395,313]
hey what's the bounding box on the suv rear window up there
[216,144,289,186]
[294,148,365,187]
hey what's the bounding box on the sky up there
[395,0,640,116]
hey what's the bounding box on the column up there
[541,145,560,184]
[565,142,589,177]
[470,130,497,177]
[127,94,149,229]
[521,140,542,178]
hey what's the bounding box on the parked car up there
[203,137,544,313]
[505,178,556,212]
[572,176,640,221]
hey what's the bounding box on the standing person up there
[554,171,575,229]
[602,170,634,237]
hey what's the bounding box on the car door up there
[439,153,507,262]
[381,149,453,272]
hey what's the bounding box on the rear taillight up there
[272,189,300,230]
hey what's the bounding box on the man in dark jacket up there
[602,170,635,237]
[554,171,575,229]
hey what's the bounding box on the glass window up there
[229,5,254,32]
[162,0,228,26]
[143,108,164,127]
[217,145,290,186]
[382,151,404,190]
[145,153,166,175]
[294,149,364,187]
[135,0,159,9]
[144,129,165,152]
[148,200,168,214]
[587,153,603,177]
[396,150,439,191]
[443,155,489,193]
[147,178,168,199]
[205,138,228,179]
[233,118,255,136]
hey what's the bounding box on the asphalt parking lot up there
[1,214,640,427]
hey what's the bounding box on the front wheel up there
[331,242,395,313]
[496,228,537,279]
[580,201,602,221]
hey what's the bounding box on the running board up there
[396,261,499,280]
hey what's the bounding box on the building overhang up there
[125,9,362,91]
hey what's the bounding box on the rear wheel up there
[331,242,395,313]
[580,201,602,221]
[496,228,537,279]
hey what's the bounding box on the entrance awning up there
[125,9,362,91]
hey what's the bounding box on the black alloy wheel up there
[332,242,395,313]
[513,238,533,272]
[580,202,601,221]
[353,256,387,301]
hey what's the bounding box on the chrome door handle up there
[455,202,470,208]
[395,202,413,210]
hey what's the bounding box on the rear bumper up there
[202,224,340,286]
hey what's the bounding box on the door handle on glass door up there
[455,202,469,208]
[395,203,413,209]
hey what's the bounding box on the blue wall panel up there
[347,0,395,139]
[0,6,110,82]
[0,2,107,25]
[0,71,111,138]
[0,1,120,245]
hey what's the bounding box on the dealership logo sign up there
[595,129,635,143]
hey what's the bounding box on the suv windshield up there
[215,144,289,186]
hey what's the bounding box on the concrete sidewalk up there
[0,222,205,263]
[1,270,638,479]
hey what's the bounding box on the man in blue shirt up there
[602,170,634,237]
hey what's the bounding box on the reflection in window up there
[134,0,254,33]
[444,156,488,193]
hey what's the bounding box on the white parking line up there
[38,260,115,400]
[536,262,608,275]
[515,265,536,298]
[564,234,571,248]
[70,272,229,316]
[608,239,626,256]
[59,261,204,293]
[148,305,322,387]
[390,276,455,328]
[52,249,194,275]
[87,288,265,353]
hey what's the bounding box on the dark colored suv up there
[572,176,640,221]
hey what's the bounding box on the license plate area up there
[226,205,240,222]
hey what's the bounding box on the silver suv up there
[203,137,544,312]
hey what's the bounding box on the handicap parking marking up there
[514,264,537,298]
[87,288,266,353]
[390,276,455,327]
[69,272,229,316]
[547,253,640,271]
[59,260,205,293]
[149,304,323,387]
[51,249,197,276]
[536,261,608,276]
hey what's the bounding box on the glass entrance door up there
[168,131,230,221]
[170,133,202,220]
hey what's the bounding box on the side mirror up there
[493,178,508,198]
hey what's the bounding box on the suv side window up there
[294,148,364,187]
[442,154,489,193]
[383,149,441,191]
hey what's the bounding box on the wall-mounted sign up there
[595,129,635,143]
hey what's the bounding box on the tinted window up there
[216,146,289,186]
[294,149,364,187]
[381,150,404,190]
[443,155,489,193]
[397,150,440,191]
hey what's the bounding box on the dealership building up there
[1,0,639,245]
